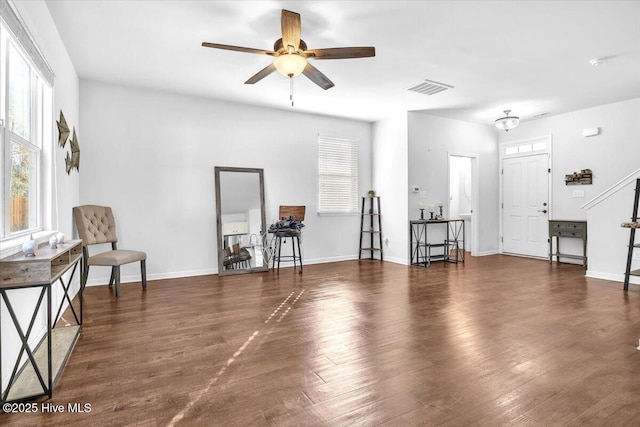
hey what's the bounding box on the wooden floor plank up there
[2,255,640,426]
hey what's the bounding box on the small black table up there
[410,219,465,267]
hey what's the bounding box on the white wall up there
[372,113,409,264]
[2,0,80,393]
[499,98,640,272]
[408,112,499,255]
[584,174,640,284]
[79,80,372,284]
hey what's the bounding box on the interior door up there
[502,153,549,257]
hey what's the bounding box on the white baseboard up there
[380,256,408,265]
[306,254,408,266]
[586,270,640,285]
[302,255,359,265]
[86,267,219,287]
[86,256,361,286]
[475,250,499,257]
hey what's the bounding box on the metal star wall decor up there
[56,110,69,148]
[57,110,80,175]
[65,127,80,174]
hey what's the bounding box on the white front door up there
[502,153,549,257]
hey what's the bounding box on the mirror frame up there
[215,166,267,276]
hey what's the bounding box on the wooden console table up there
[410,219,465,267]
[549,220,587,267]
[0,239,83,403]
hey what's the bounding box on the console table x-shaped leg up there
[0,243,83,403]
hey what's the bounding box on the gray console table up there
[549,220,587,267]
[0,240,83,403]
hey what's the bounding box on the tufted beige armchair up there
[73,205,147,297]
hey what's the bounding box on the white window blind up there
[0,1,54,86]
[318,136,358,214]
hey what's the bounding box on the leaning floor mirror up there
[215,167,268,275]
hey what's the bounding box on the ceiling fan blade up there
[305,47,376,60]
[202,42,276,56]
[281,9,301,51]
[245,64,276,84]
[302,63,334,90]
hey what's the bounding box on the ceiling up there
[44,1,640,124]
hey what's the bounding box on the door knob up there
[538,209,548,214]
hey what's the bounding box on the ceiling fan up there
[202,9,375,90]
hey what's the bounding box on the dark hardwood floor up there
[3,255,640,426]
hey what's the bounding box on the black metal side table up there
[410,219,465,267]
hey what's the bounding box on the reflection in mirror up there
[215,167,267,275]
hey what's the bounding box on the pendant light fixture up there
[495,109,520,132]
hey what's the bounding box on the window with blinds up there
[318,136,359,214]
[0,2,54,241]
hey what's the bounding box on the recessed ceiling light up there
[589,58,604,67]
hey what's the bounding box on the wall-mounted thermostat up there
[412,186,420,193]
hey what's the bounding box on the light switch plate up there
[572,189,585,198]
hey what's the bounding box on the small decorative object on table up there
[22,234,37,257]
[49,235,58,249]
[56,232,65,244]
[437,201,444,219]
[419,202,425,220]
[428,205,435,220]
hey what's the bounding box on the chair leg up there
[277,236,282,274]
[82,264,90,289]
[292,237,297,271]
[141,260,147,290]
[115,266,121,298]
[108,266,116,287]
[296,235,303,274]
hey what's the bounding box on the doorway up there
[448,153,478,255]
[502,152,550,258]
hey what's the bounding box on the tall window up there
[318,136,359,214]
[0,21,51,240]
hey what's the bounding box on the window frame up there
[317,135,359,215]
[0,24,47,241]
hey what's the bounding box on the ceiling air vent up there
[407,79,454,96]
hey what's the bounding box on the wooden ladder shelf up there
[359,196,383,260]
[622,178,640,291]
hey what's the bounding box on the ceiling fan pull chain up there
[290,76,294,107]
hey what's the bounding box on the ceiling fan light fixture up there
[495,109,520,131]
[202,9,373,90]
[274,53,307,77]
